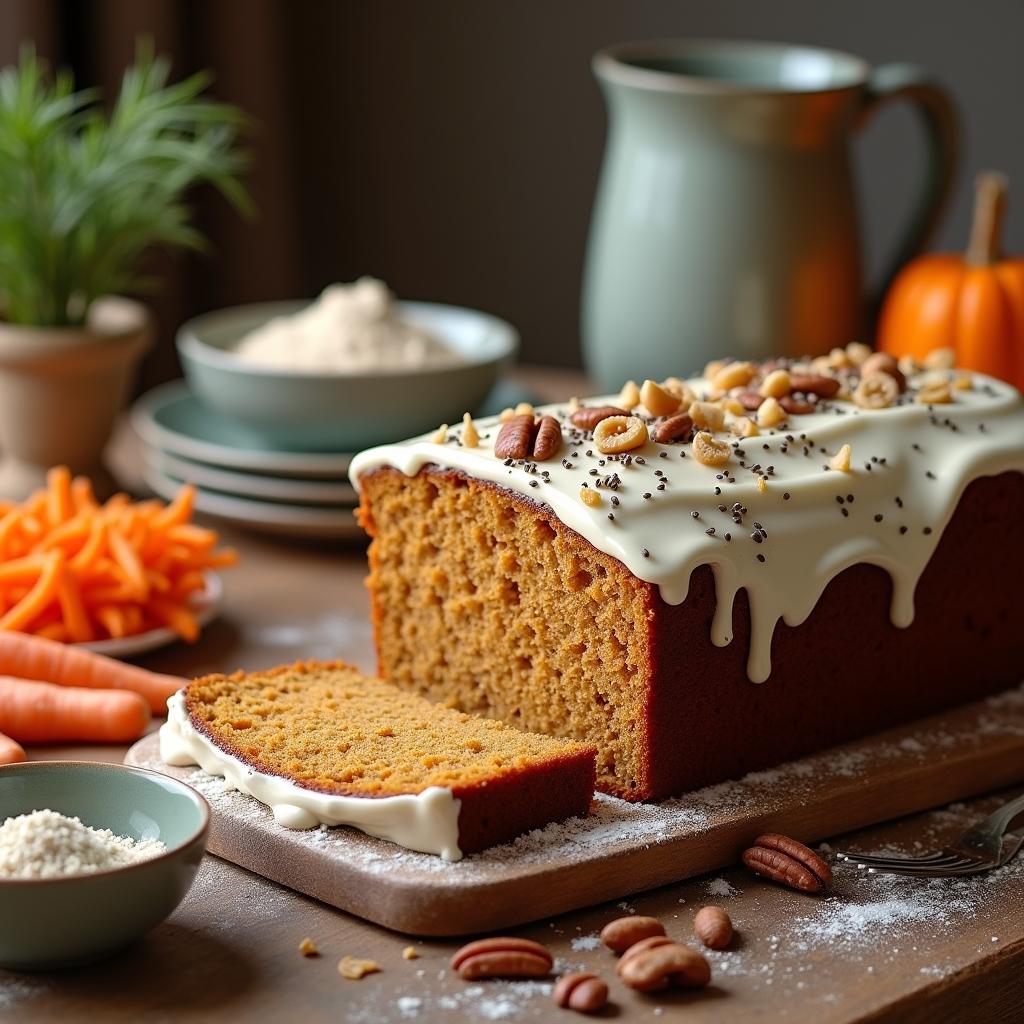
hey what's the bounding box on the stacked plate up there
[131,381,364,540]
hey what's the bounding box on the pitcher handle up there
[859,63,959,317]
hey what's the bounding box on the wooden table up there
[3,370,1023,1023]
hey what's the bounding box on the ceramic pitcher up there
[581,40,958,390]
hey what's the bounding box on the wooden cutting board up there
[126,687,1024,937]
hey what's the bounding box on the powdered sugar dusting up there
[707,877,739,898]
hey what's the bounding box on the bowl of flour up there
[0,761,208,970]
[177,278,519,451]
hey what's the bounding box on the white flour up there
[0,810,166,879]
[234,278,460,373]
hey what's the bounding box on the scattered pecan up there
[652,412,694,444]
[450,937,553,980]
[616,934,676,969]
[778,394,815,415]
[493,414,537,459]
[552,972,609,1014]
[789,373,840,399]
[532,415,563,460]
[693,906,733,950]
[741,832,833,893]
[569,405,628,431]
[600,915,665,953]
[617,942,711,993]
[737,390,766,411]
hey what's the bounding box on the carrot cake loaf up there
[350,348,1024,800]
[159,662,596,859]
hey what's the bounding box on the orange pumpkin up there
[878,172,1024,389]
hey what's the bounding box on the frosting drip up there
[350,370,1024,683]
[159,693,464,860]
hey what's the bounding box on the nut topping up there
[861,352,907,392]
[789,373,841,399]
[828,443,852,472]
[451,937,553,980]
[759,369,792,399]
[617,942,711,993]
[742,832,833,893]
[461,412,479,448]
[778,394,815,415]
[691,431,732,467]
[757,396,787,428]
[641,378,682,417]
[599,915,665,953]
[853,373,899,410]
[690,400,725,432]
[493,414,537,459]
[532,415,563,460]
[593,415,648,454]
[916,379,954,405]
[616,934,676,968]
[569,405,628,431]
[617,379,641,410]
[338,956,380,979]
[651,412,694,444]
[737,390,766,411]
[552,972,609,1014]
[693,906,733,950]
[710,360,757,392]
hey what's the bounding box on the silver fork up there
[835,791,1024,877]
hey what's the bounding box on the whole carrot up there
[0,632,184,714]
[0,676,150,743]
[0,730,26,764]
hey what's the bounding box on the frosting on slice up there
[350,368,1024,683]
[159,693,463,861]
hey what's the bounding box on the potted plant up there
[0,44,250,497]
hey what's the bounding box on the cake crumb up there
[338,956,381,979]
[298,937,318,957]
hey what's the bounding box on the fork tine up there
[836,850,955,869]
[862,859,991,878]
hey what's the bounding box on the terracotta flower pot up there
[0,297,152,498]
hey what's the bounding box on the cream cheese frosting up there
[159,693,464,860]
[350,367,1024,684]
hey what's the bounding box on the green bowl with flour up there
[0,761,209,971]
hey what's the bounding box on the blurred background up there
[2,0,1022,385]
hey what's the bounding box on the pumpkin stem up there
[966,171,1009,266]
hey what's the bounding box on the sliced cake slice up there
[159,661,596,860]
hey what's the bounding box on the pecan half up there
[493,414,537,459]
[531,415,563,460]
[569,405,628,431]
[737,390,766,411]
[451,937,553,980]
[552,972,609,1014]
[600,915,665,953]
[789,373,840,399]
[741,832,833,893]
[615,934,676,970]
[778,394,815,415]
[652,412,694,444]
[617,942,711,993]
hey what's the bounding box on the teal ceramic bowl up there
[177,299,519,451]
[0,761,209,971]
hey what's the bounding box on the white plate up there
[143,466,365,541]
[131,381,355,479]
[142,448,358,506]
[79,573,224,658]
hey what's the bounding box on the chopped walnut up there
[402,946,419,961]
[757,396,786,428]
[828,444,852,472]
[429,423,448,444]
[461,412,479,448]
[640,378,681,417]
[299,938,319,957]
[617,379,641,410]
[338,956,381,980]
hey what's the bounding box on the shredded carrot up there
[0,472,234,646]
